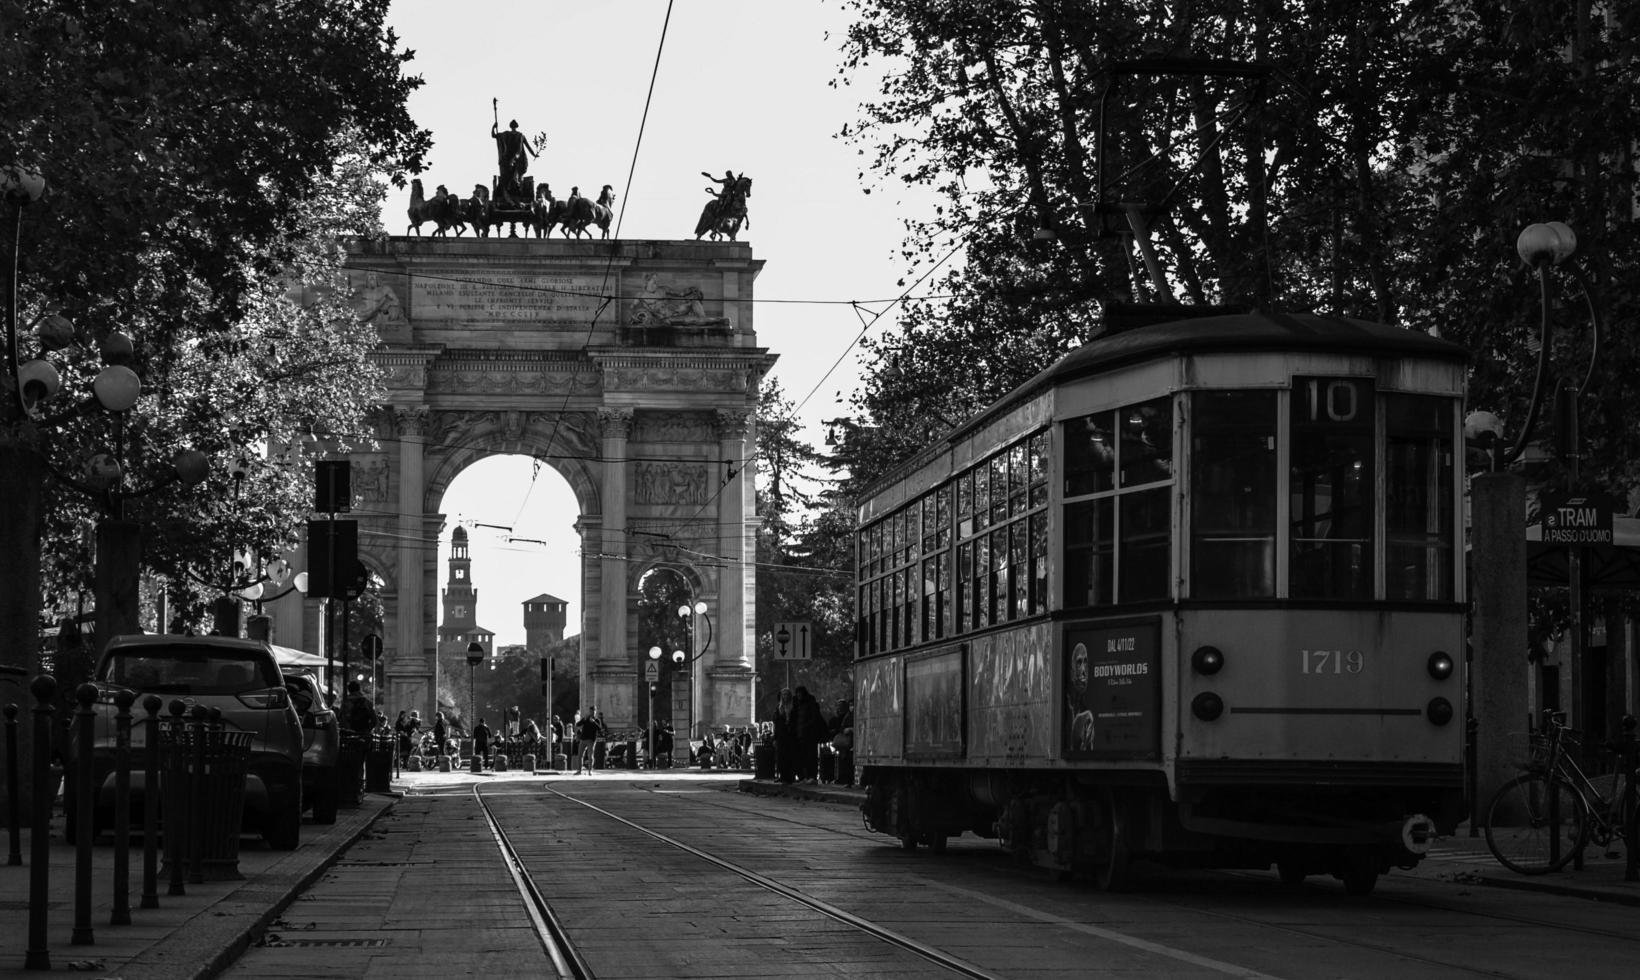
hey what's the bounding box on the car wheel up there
[310,769,338,825]
[265,790,302,850]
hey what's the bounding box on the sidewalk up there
[738,778,1640,905]
[0,792,395,979]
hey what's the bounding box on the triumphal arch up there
[274,235,774,735]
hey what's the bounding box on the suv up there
[280,669,339,824]
[69,635,304,849]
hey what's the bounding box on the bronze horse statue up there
[563,185,615,240]
[530,184,566,238]
[407,178,466,236]
[694,175,751,241]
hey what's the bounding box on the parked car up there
[68,634,304,849]
[280,670,340,824]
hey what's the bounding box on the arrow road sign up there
[772,621,813,661]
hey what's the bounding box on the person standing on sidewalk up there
[829,698,855,787]
[773,688,797,784]
[575,708,603,773]
[472,716,492,769]
[792,686,827,784]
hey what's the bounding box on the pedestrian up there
[344,681,375,735]
[575,708,603,773]
[472,717,492,768]
[551,714,564,762]
[396,710,421,764]
[773,688,797,784]
[829,699,855,787]
[792,686,827,784]
[433,711,448,757]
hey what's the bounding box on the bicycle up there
[1483,710,1638,875]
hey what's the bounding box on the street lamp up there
[643,645,667,768]
[466,641,484,729]
[667,600,711,763]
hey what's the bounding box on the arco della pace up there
[268,233,775,734]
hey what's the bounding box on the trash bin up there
[338,733,366,807]
[365,734,393,792]
[162,722,252,882]
[754,740,776,780]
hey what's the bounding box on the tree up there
[0,0,429,821]
[835,0,1640,504]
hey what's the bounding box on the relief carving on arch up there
[605,366,747,393]
[633,461,709,505]
[353,454,392,502]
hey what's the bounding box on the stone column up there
[1471,471,1529,821]
[707,409,755,730]
[595,410,633,724]
[393,407,434,721]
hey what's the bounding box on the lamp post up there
[644,646,662,769]
[667,600,711,765]
[244,569,308,643]
[466,641,484,729]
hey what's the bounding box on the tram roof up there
[860,311,1471,504]
[955,311,1467,438]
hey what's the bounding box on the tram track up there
[629,779,1640,974]
[471,781,1007,980]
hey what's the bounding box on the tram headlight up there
[1426,697,1454,726]
[1426,651,1454,681]
[1191,645,1224,675]
[1191,691,1224,721]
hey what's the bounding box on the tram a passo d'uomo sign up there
[1540,492,1615,545]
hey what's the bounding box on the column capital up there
[395,406,431,438]
[715,409,750,441]
[598,408,634,440]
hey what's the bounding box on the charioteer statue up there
[491,103,540,209]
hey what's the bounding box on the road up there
[219,771,1640,979]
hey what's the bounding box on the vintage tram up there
[854,311,1469,894]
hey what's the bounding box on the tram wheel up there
[1339,848,1379,896]
[1276,861,1306,887]
[1091,792,1132,892]
[899,831,918,851]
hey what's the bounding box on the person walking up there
[343,681,375,734]
[575,708,603,773]
[472,716,492,769]
[433,711,448,759]
[396,710,422,765]
[792,686,827,784]
[829,699,855,787]
[772,688,797,784]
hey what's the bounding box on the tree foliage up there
[1,0,431,641]
[835,0,1640,500]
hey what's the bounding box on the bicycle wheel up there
[1484,772,1588,874]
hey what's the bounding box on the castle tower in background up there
[523,593,568,652]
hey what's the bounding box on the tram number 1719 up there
[1301,649,1364,674]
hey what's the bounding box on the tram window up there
[1119,488,1171,602]
[1290,377,1374,600]
[988,528,1006,623]
[1386,394,1455,601]
[1065,412,1116,496]
[1030,513,1048,614]
[1190,390,1277,598]
[1028,433,1049,508]
[1065,498,1115,608]
[1009,444,1028,517]
[990,454,1009,527]
[957,472,974,538]
[975,534,993,627]
[1120,397,1173,486]
[1010,522,1029,619]
[957,542,974,631]
[936,485,952,548]
[974,464,990,532]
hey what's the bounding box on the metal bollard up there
[166,699,187,897]
[5,703,20,866]
[26,674,57,971]
[111,689,134,926]
[72,682,96,945]
[140,694,162,910]
[188,706,208,885]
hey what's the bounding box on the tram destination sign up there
[1540,492,1615,545]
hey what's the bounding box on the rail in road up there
[221,774,1640,980]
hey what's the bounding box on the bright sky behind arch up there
[381,0,936,646]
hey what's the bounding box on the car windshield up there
[101,646,277,694]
